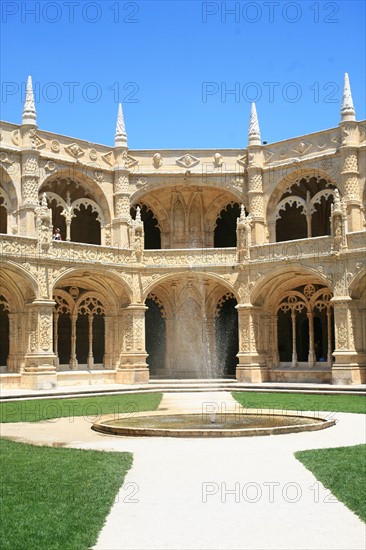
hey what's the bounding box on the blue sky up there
[0,0,365,149]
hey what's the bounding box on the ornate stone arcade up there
[0,74,365,389]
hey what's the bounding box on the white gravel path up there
[1,391,365,549]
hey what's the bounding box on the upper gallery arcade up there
[0,73,365,389]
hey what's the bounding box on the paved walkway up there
[1,392,365,549]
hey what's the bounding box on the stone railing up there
[347,231,366,251]
[0,236,134,265]
[0,235,38,258]
[144,248,237,267]
[1,232,365,269]
[250,236,334,263]
[49,240,134,264]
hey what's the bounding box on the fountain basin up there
[91,410,335,437]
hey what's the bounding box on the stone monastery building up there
[0,74,365,389]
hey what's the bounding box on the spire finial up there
[22,75,37,125]
[341,73,355,122]
[248,102,261,146]
[114,102,128,147]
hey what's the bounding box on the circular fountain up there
[92,409,335,438]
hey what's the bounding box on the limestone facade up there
[0,74,365,389]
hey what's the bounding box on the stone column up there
[291,310,298,367]
[7,313,18,372]
[70,314,78,369]
[236,304,269,382]
[19,140,40,237]
[331,296,362,384]
[116,304,149,384]
[326,308,333,366]
[53,312,59,368]
[340,123,363,232]
[21,300,57,389]
[113,149,131,248]
[103,315,113,369]
[87,314,94,369]
[307,312,316,365]
[247,151,266,245]
[271,314,280,367]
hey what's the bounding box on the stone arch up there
[130,203,161,249]
[266,169,339,242]
[145,291,167,376]
[276,284,334,366]
[144,273,239,378]
[52,276,122,370]
[0,295,10,367]
[214,291,239,376]
[204,193,248,243]
[0,262,38,304]
[0,265,37,372]
[143,271,238,302]
[0,166,19,234]
[214,202,242,248]
[250,266,332,311]
[52,267,132,306]
[40,170,111,244]
[349,269,366,300]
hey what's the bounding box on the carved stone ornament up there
[213,153,223,168]
[152,153,163,169]
[176,154,200,168]
[65,143,84,159]
[51,140,60,153]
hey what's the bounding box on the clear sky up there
[0,0,365,149]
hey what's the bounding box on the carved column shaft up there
[53,312,59,368]
[7,313,17,372]
[20,134,40,237]
[117,304,149,384]
[70,314,78,369]
[307,312,315,366]
[247,145,266,244]
[340,122,362,231]
[236,304,269,382]
[87,314,94,368]
[272,314,279,367]
[291,311,297,367]
[24,300,56,373]
[326,309,333,366]
[113,153,130,247]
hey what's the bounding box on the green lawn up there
[0,438,133,549]
[232,392,366,415]
[296,445,366,523]
[0,392,163,423]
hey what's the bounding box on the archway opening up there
[131,205,161,249]
[71,204,101,245]
[0,198,7,234]
[215,296,238,376]
[0,304,9,366]
[275,177,337,242]
[214,203,240,247]
[49,201,66,239]
[145,297,166,375]
[93,314,105,364]
[278,309,292,362]
[57,313,71,365]
[276,203,307,242]
[76,315,89,363]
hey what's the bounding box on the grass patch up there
[296,445,366,523]
[0,392,162,423]
[0,438,133,549]
[232,392,366,414]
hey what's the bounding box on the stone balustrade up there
[1,232,365,268]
